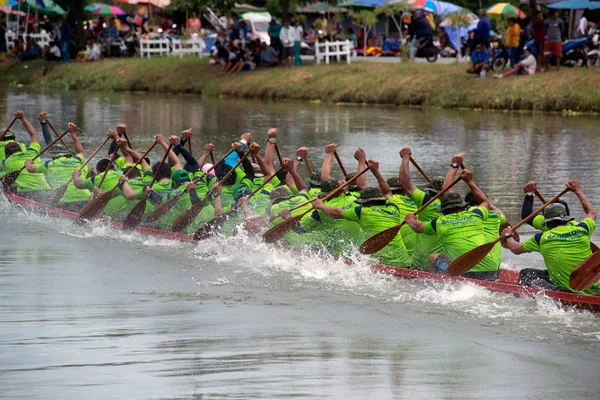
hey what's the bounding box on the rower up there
[404,169,498,281]
[386,176,417,259]
[73,133,123,193]
[214,142,255,214]
[399,147,444,268]
[503,180,599,295]
[314,160,411,268]
[2,111,51,200]
[442,153,505,271]
[24,122,91,212]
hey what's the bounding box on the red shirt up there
[533,15,545,42]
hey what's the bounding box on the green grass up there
[1,57,599,113]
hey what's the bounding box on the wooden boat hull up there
[3,191,600,311]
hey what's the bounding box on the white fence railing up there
[139,38,170,58]
[140,37,205,58]
[6,31,52,50]
[315,40,351,65]
[171,38,205,58]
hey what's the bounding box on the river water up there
[1,88,599,399]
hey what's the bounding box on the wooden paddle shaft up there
[27,130,70,165]
[0,117,17,140]
[45,119,71,151]
[104,141,159,193]
[274,143,283,167]
[188,138,192,154]
[413,175,462,217]
[57,137,111,187]
[334,152,347,177]
[210,151,215,165]
[148,144,172,188]
[410,157,431,183]
[304,155,313,174]
[247,166,284,200]
[534,190,546,203]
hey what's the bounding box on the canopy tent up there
[549,0,600,8]
[296,2,350,13]
[232,2,266,13]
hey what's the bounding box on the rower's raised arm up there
[68,122,85,157]
[197,143,214,167]
[368,159,392,198]
[321,144,336,180]
[354,147,368,190]
[15,111,40,145]
[399,147,416,196]
[251,143,273,179]
[521,181,537,226]
[37,112,52,145]
[265,128,278,169]
[461,169,491,210]
[156,134,182,170]
[173,133,200,172]
[567,180,597,221]
[284,157,307,193]
[442,153,463,192]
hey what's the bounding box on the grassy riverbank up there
[1,57,598,113]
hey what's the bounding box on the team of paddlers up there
[1,111,599,296]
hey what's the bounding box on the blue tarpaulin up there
[550,0,600,9]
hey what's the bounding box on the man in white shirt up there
[493,47,536,78]
[577,15,588,38]
[279,19,296,67]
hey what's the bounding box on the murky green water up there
[1,88,599,399]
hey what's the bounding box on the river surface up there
[1,88,599,399]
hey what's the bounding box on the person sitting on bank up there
[494,47,537,79]
[260,41,278,67]
[502,180,599,295]
[467,43,490,78]
[44,41,62,62]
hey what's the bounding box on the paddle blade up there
[446,240,498,276]
[1,171,19,191]
[145,194,181,223]
[122,199,147,230]
[241,215,270,236]
[170,200,206,232]
[262,215,302,244]
[40,183,68,210]
[193,214,229,240]
[569,251,600,291]
[76,190,113,223]
[359,224,402,255]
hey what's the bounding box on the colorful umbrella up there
[85,3,127,15]
[486,3,525,18]
[408,0,441,15]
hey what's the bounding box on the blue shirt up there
[473,16,491,40]
[471,49,490,64]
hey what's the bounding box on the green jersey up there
[268,192,311,227]
[423,206,497,273]
[301,193,363,256]
[3,143,50,193]
[480,208,506,269]
[104,170,154,220]
[308,187,321,198]
[82,170,122,192]
[388,194,418,259]
[36,155,91,203]
[410,188,444,268]
[343,202,411,268]
[247,182,273,216]
[522,219,600,295]
[0,140,26,162]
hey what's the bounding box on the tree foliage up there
[375,2,412,40]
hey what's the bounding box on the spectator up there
[268,17,283,63]
[532,9,545,71]
[494,46,537,78]
[58,18,70,62]
[8,38,24,59]
[347,27,356,49]
[576,13,588,38]
[505,18,521,68]
[44,40,62,62]
[239,20,249,47]
[187,12,201,35]
[228,45,256,75]
[212,40,230,64]
[0,20,7,53]
[544,9,564,72]
[17,37,41,62]
[76,39,101,62]
[409,10,432,60]
[260,41,278,67]
[280,19,295,67]
[467,43,490,78]
[473,9,491,48]
[313,11,327,41]
[293,17,304,66]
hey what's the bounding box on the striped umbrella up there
[84,3,127,15]
[486,3,525,18]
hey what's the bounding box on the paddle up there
[274,143,283,167]
[194,166,286,240]
[359,175,464,255]
[334,151,347,177]
[533,189,598,253]
[1,130,70,191]
[569,251,600,291]
[410,156,431,183]
[45,118,71,151]
[170,151,251,232]
[0,116,17,140]
[262,166,371,244]
[144,149,233,223]
[40,137,111,210]
[210,152,215,165]
[188,138,192,154]
[304,154,313,174]
[76,141,158,222]
[446,188,570,277]
[122,144,173,230]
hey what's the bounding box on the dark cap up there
[308,169,322,188]
[424,176,445,195]
[356,187,387,204]
[440,192,468,213]
[320,177,340,195]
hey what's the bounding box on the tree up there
[349,9,377,57]
[375,2,412,42]
[444,10,474,61]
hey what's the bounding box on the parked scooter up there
[523,38,587,67]
[586,29,600,66]
[416,37,440,62]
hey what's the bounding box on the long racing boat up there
[4,191,600,312]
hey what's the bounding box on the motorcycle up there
[523,38,588,67]
[585,29,600,66]
[416,37,440,63]
[492,41,508,71]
